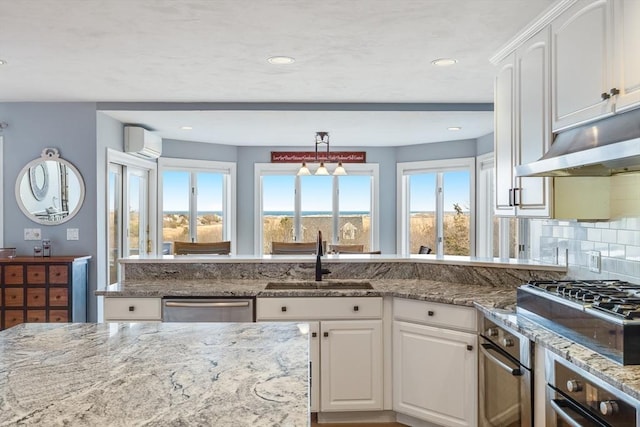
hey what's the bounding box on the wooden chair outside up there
[329,244,364,254]
[271,241,326,255]
[418,245,432,254]
[174,241,231,255]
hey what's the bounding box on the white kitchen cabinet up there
[256,297,383,413]
[103,297,162,321]
[393,298,477,427]
[551,0,614,131]
[612,0,640,112]
[495,27,552,217]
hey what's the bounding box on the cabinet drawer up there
[26,288,46,307]
[26,265,46,284]
[257,297,382,320]
[49,288,68,307]
[393,298,477,333]
[4,288,24,307]
[104,298,162,321]
[4,310,24,328]
[48,265,69,284]
[4,265,24,285]
[27,310,46,323]
[49,310,69,323]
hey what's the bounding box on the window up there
[107,150,157,286]
[255,163,378,255]
[158,158,236,254]
[398,158,475,256]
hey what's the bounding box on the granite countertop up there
[96,279,518,309]
[476,304,640,402]
[0,322,309,427]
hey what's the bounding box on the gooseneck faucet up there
[315,230,331,281]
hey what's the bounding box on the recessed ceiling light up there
[180,126,193,130]
[268,56,295,65]
[432,58,458,66]
[448,126,462,131]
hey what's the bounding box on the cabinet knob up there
[502,337,514,347]
[485,327,499,337]
[467,345,473,351]
[353,305,359,312]
[600,400,619,416]
[610,87,620,96]
[566,380,583,393]
[281,306,287,312]
[428,310,435,316]
[128,306,135,312]
[323,332,329,337]
[601,92,611,100]
[311,332,317,338]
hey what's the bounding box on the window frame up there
[157,157,237,254]
[476,152,495,258]
[397,157,476,256]
[254,163,380,255]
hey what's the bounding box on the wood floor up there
[310,414,407,426]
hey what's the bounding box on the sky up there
[410,170,470,212]
[163,171,224,211]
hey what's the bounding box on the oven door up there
[547,386,609,427]
[479,337,532,427]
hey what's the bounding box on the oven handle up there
[164,301,250,308]
[550,398,608,427]
[480,342,523,376]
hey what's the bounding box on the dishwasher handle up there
[164,301,250,308]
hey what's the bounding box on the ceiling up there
[0,0,555,147]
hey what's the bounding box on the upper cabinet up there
[495,28,552,217]
[552,0,640,131]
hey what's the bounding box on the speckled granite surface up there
[476,304,640,402]
[0,322,309,427]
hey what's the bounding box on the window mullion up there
[294,176,301,241]
[436,172,444,255]
[189,172,197,242]
[332,176,339,244]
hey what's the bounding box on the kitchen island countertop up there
[0,322,309,427]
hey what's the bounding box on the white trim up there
[397,157,476,256]
[476,153,495,258]
[157,157,236,253]
[254,163,380,255]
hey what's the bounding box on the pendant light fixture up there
[297,132,347,176]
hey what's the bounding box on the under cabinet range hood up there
[515,108,640,177]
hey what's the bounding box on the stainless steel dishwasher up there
[162,297,255,322]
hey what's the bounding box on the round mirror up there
[15,148,85,225]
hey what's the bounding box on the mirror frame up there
[15,148,86,225]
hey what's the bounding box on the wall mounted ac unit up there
[124,126,162,159]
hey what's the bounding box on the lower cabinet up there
[103,297,162,321]
[256,297,383,413]
[393,298,478,427]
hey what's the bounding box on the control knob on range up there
[600,400,619,416]
[501,337,514,347]
[566,380,583,392]
[485,327,499,337]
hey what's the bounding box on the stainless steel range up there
[517,280,640,365]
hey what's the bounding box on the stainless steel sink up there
[264,280,373,290]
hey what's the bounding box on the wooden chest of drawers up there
[0,256,90,330]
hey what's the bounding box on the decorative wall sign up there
[271,151,366,163]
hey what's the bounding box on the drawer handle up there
[33,295,39,299]
[129,306,135,312]
[323,332,329,338]
[428,310,435,316]
[467,345,473,351]
[353,305,359,312]
[281,306,287,312]
[311,332,317,338]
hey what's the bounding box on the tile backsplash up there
[529,216,640,283]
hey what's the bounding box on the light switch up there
[24,228,42,240]
[67,228,79,241]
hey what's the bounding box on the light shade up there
[333,162,347,176]
[297,162,311,176]
[315,162,330,175]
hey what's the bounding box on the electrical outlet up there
[588,250,601,273]
[67,228,79,241]
[24,228,42,240]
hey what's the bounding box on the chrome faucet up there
[315,230,331,281]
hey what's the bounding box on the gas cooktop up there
[517,279,640,365]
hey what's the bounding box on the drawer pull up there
[323,332,329,338]
[129,306,135,312]
[311,332,317,338]
[428,310,435,316]
[353,305,359,312]
[281,306,287,312]
[467,345,473,351]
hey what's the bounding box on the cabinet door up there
[494,53,516,216]
[612,0,640,112]
[516,28,552,217]
[320,319,383,412]
[308,321,320,413]
[393,321,477,427]
[552,0,614,131]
